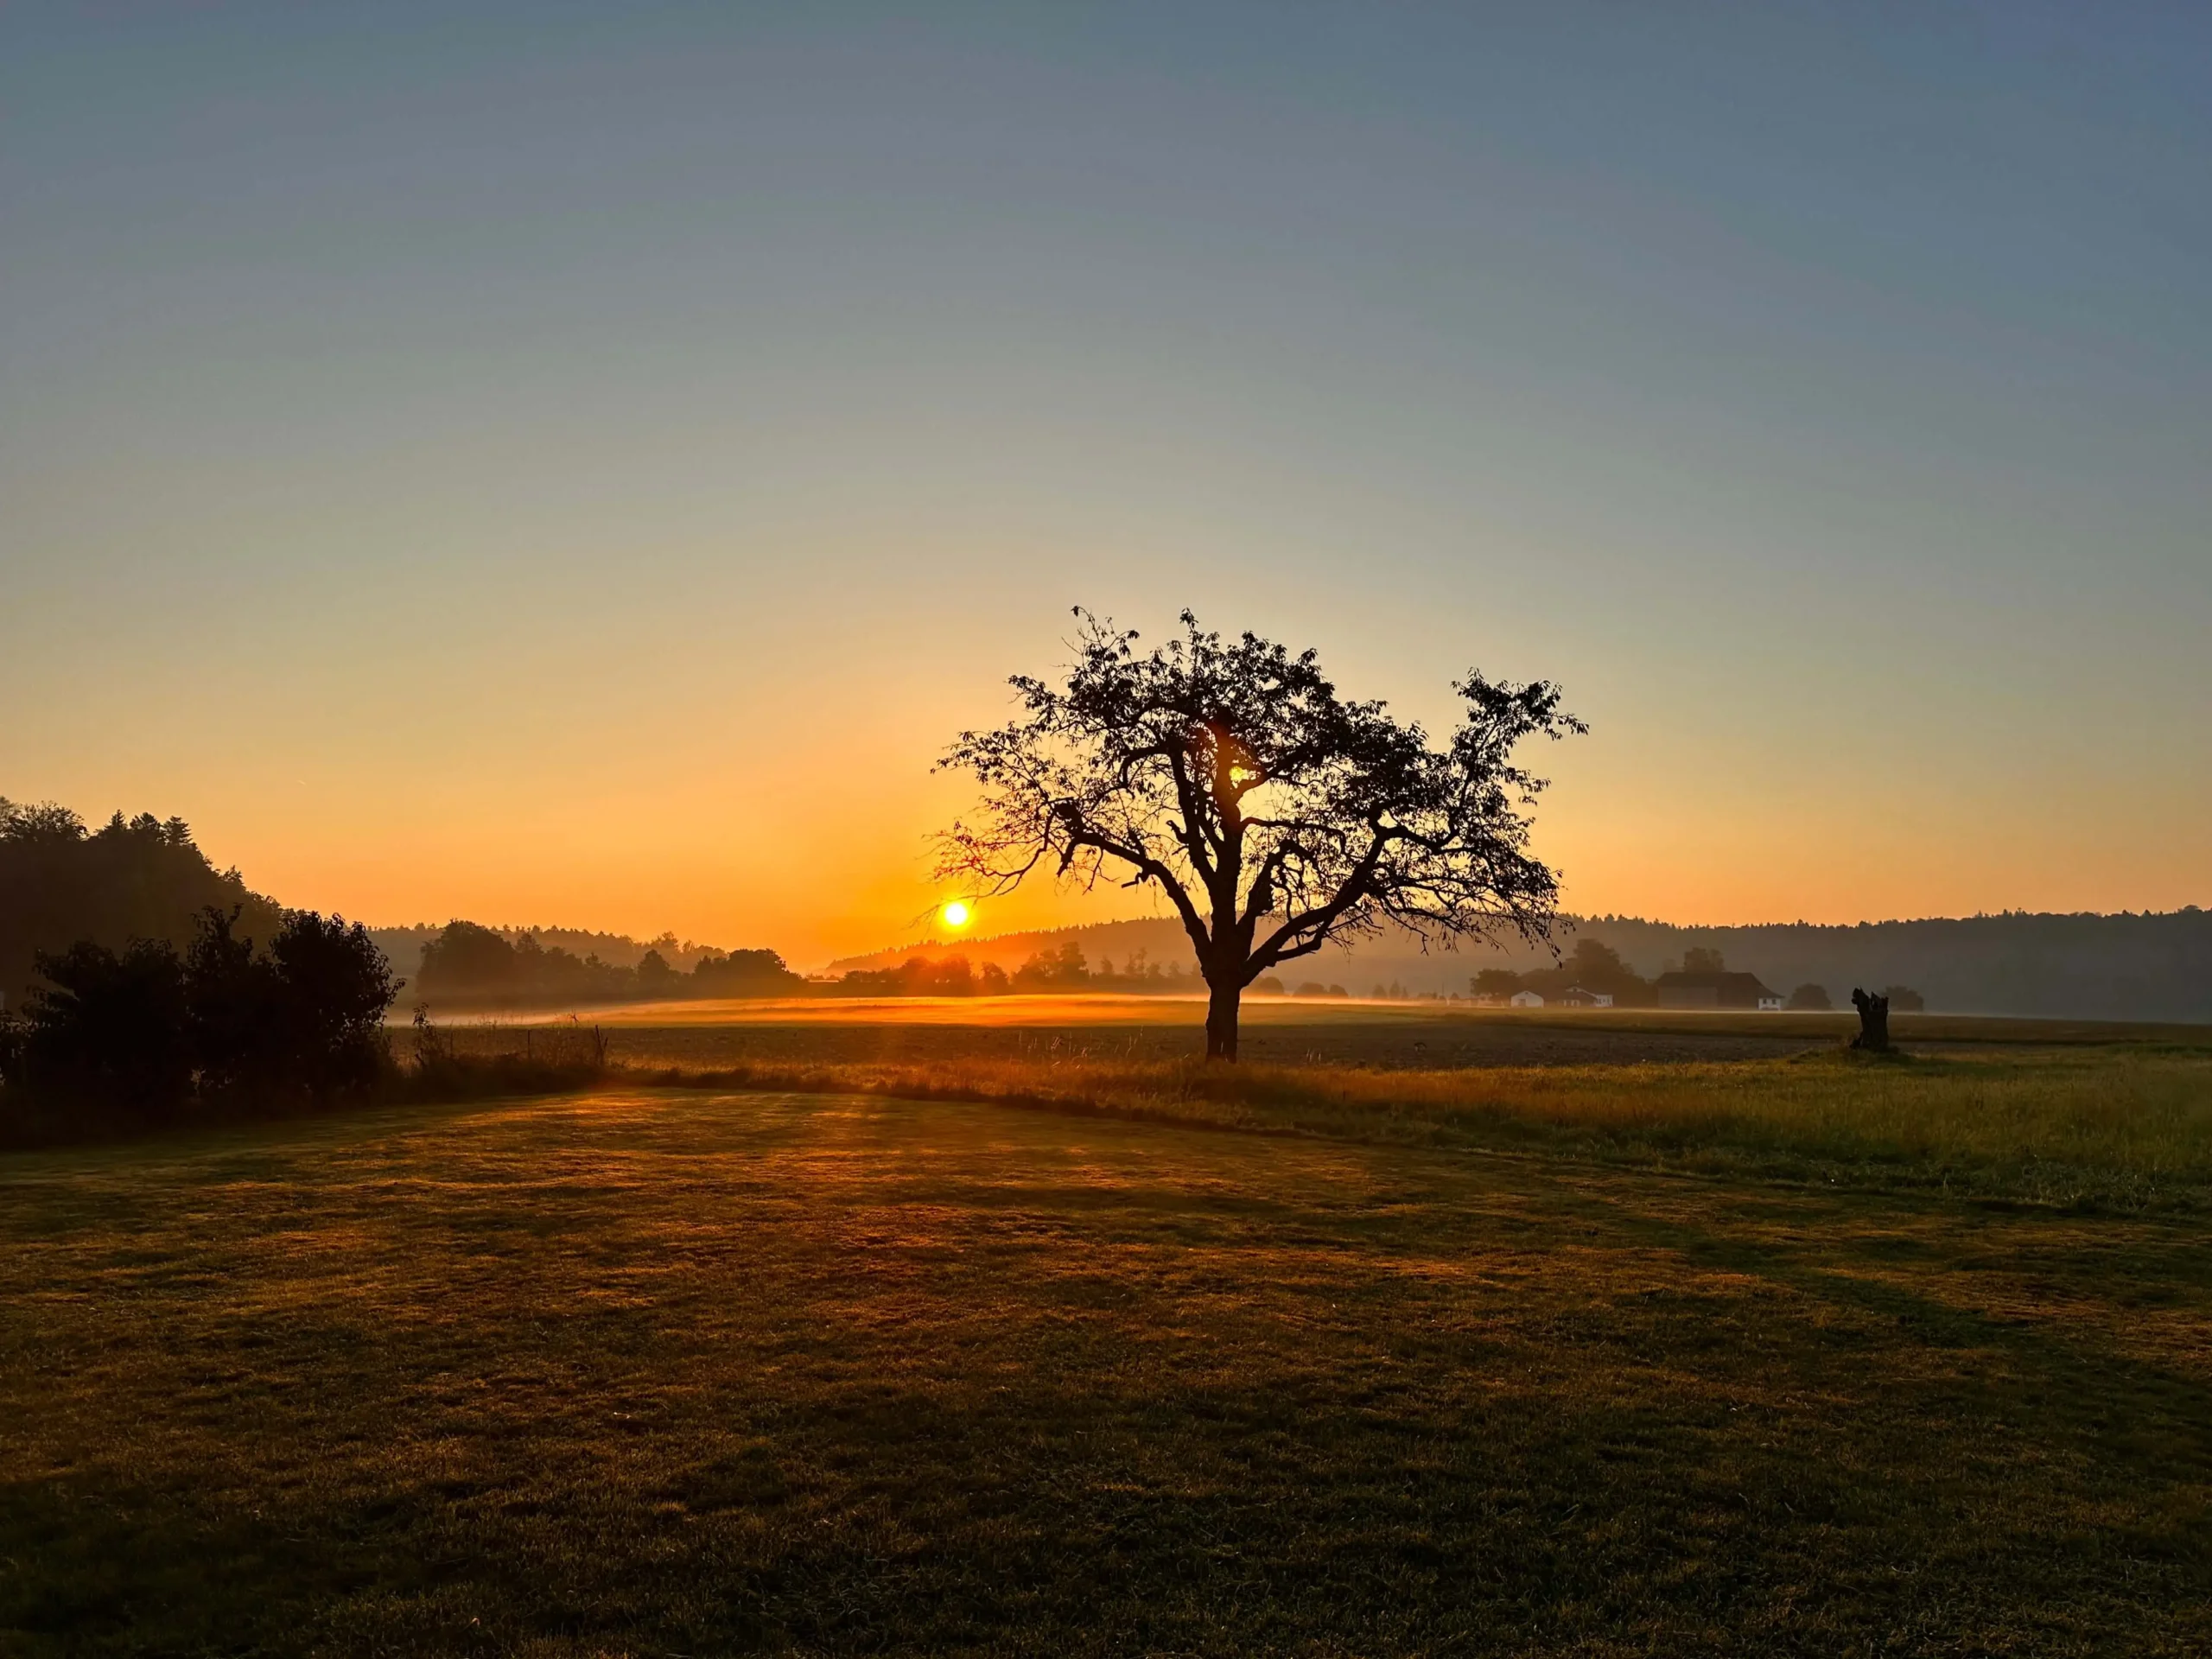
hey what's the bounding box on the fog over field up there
[829,908,2212,1022]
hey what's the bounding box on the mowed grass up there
[613,1046,2212,1215]
[4,1065,2211,1655]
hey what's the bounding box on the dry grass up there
[598,1046,2212,1213]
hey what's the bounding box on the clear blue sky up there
[4,3,2206,960]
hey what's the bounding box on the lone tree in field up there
[938,610,1584,1060]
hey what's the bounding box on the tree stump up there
[1850,988,1891,1052]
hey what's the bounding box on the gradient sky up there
[4,3,2207,965]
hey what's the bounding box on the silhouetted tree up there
[1883,984,1927,1013]
[939,610,1581,1059]
[185,906,284,1097]
[1517,937,1649,1003]
[0,799,280,1012]
[1681,946,1726,975]
[1787,982,1833,1011]
[1013,941,1091,992]
[417,920,523,998]
[9,907,398,1124]
[264,910,400,1095]
[21,938,193,1115]
[1471,968,1525,1001]
[690,948,804,998]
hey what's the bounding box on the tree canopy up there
[939,610,1582,1058]
[0,800,282,1013]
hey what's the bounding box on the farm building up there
[1554,986,1614,1008]
[1510,989,1546,1007]
[1654,970,1784,1011]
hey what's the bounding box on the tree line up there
[0,905,398,1135]
[0,798,281,1014]
[822,942,1212,998]
[411,920,804,1007]
[1465,939,1923,1011]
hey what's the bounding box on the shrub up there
[4,906,398,1128]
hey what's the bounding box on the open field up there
[430,993,2212,1072]
[4,1044,2211,1654]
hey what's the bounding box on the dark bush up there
[3,906,399,1132]
[265,911,400,1095]
[20,938,194,1116]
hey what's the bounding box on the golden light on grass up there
[941,899,971,930]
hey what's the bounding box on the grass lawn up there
[3,1055,2210,1654]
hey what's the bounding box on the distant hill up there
[830,907,2212,1020]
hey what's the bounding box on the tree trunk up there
[1204,976,1242,1062]
[1850,988,1891,1052]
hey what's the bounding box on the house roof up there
[1654,970,1778,997]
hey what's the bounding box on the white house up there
[1510,989,1545,1007]
[1555,986,1614,1008]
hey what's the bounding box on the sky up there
[3,3,2207,966]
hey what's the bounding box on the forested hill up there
[1526,912,2212,1021]
[834,907,2212,1020]
[0,800,283,1011]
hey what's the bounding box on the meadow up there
[3,1007,2209,1654]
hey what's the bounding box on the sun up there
[941,899,972,930]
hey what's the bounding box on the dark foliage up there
[2,906,399,1131]
[415,922,802,1007]
[14,938,193,1115]
[820,944,1198,999]
[690,948,806,998]
[0,799,282,1013]
[1471,938,1655,1006]
[1788,982,1834,1011]
[940,610,1581,1058]
[828,957,1007,998]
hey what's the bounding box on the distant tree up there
[417,921,521,998]
[1521,937,1649,1003]
[939,610,1580,1059]
[1786,982,1833,1011]
[1013,941,1091,992]
[1681,946,1726,976]
[636,949,676,995]
[1882,984,1926,1013]
[1471,968,1525,1001]
[1253,976,1287,995]
[692,949,804,998]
